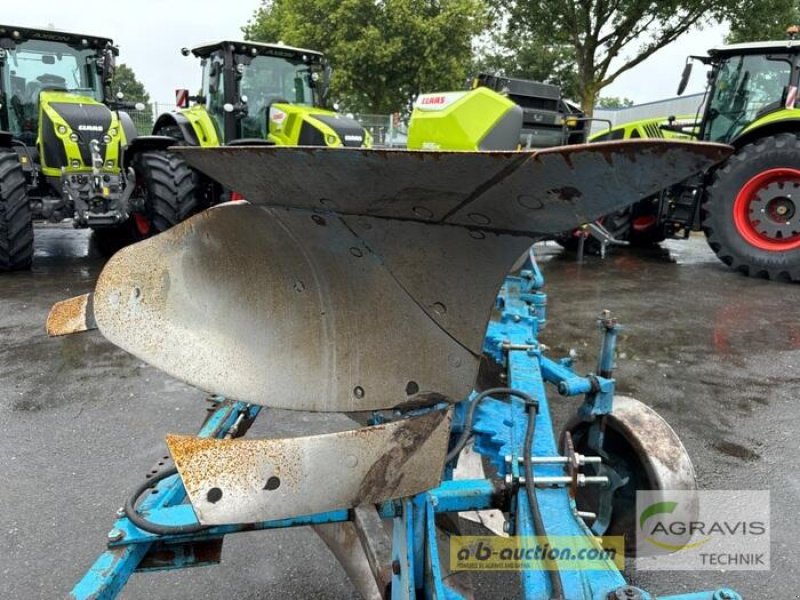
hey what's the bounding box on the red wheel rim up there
[133,213,151,236]
[732,167,800,251]
[632,215,656,232]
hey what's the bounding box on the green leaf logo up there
[640,501,710,552]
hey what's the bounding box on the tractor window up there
[2,39,103,142]
[201,54,226,140]
[705,54,792,143]
[239,54,317,139]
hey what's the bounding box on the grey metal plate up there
[90,142,730,412]
[167,408,452,524]
[174,141,730,236]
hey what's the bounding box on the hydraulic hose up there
[524,401,565,600]
[124,467,208,536]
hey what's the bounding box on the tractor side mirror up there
[102,47,116,84]
[677,60,693,96]
[316,63,333,106]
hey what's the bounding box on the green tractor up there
[579,38,800,281]
[153,40,370,202]
[0,25,198,270]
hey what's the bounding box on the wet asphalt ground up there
[2,224,799,599]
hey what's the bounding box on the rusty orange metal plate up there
[167,408,452,524]
[46,293,96,336]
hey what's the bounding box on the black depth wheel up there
[561,396,697,557]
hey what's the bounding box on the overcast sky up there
[4,2,727,107]
[3,0,257,107]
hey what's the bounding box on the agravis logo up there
[636,490,770,571]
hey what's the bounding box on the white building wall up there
[591,92,706,135]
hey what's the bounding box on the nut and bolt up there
[609,587,643,600]
[107,528,124,542]
[391,560,401,575]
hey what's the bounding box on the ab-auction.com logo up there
[450,536,625,571]
[636,491,770,571]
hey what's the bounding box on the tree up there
[112,64,152,134]
[112,64,150,104]
[727,0,799,43]
[496,0,728,115]
[243,0,488,114]
[596,96,635,109]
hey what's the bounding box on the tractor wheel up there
[703,133,800,281]
[555,207,633,255]
[628,197,666,247]
[91,151,197,257]
[0,149,33,271]
[130,150,198,235]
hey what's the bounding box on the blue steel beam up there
[70,400,259,599]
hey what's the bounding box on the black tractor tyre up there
[0,149,34,271]
[702,133,800,282]
[91,151,198,257]
[132,150,198,233]
[628,226,666,247]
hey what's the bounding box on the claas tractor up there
[0,25,198,270]
[154,40,371,204]
[574,37,800,281]
[408,73,587,151]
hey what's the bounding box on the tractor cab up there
[679,40,800,145]
[0,26,121,175]
[703,42,799,144]
[167,40,369,148]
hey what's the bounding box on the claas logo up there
[421,95,446,105]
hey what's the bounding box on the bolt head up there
[107,528,124,542]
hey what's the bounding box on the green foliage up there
[112,64,150,104]
[490,0,728,115]
[727,0,799,43]
[112,64,152,134]
[596,96,635,109]
[243,0,488,113]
